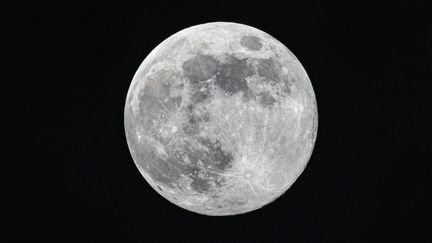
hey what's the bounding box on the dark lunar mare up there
[132,134,235,194]
[190,82,212,104]
[182,53,218,84]
[182,53,255,102]
[196,138,233,171]
[132,97,234,194]
[126,105,186,190]
[256,57,292,96]
[137,69,182,129]
[182,53,293,109]
[257,91,276,107]
[181,104,210,136]
[129,130,234,193]
[257,58,281,83]
[181,138,234,193]
[215,55,253,95]
[240,35,262,51]
[182,53,219,106]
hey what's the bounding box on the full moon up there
[124,22,318,216]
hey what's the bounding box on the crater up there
[244,172,253,179]
[240,35,262,51]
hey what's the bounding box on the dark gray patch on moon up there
[138,133,234,194]
[182,53,219,105]
[137,91,165,129]
[190,82,212,104]
[257,91,276,107]
[182,53,218,84]
[137,70,182,128]
[257,58,282,84]
[280,81,291,96]
[182,138,234,173]
[190,176,211,193]
[182,105,210,136]
[140,149,184,188]
[256,58,292,96]
[198,138,234,171]
[179,138,234,193]
[215,55,253,95]
[182,116,200,136]
[240,35,262,51]
[182,53,256,104]
[184,167,212,193]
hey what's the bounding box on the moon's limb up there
[124,22,318,216]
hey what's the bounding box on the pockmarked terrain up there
[124,22,318,216]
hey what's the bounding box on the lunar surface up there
[124,22,318,216]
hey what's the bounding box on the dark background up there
[8,1,431,242]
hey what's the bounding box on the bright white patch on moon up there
[124,22,318,216]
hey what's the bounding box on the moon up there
[124,22,318,216]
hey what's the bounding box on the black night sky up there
[8,1,430,242]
